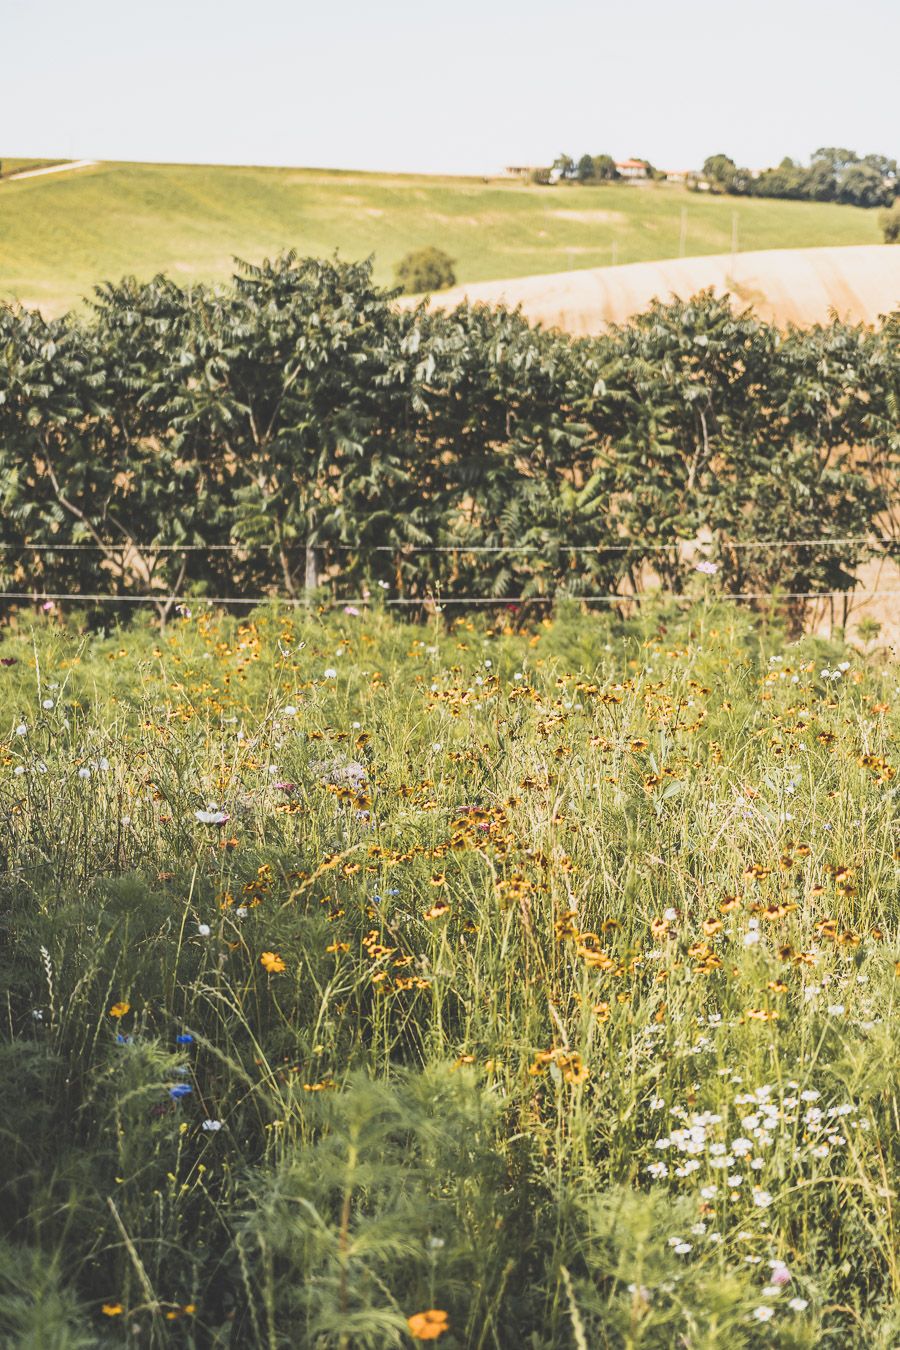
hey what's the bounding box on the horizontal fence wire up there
[0,536,895,555]
[2,590,898,608]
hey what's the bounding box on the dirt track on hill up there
[407,245,900,331]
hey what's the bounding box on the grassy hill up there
[0,159,885,315]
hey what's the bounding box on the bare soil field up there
[412,244,900,331]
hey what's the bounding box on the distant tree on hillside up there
[576,154,595,181]
[592,154,619,181]
[881,200,900,242]
[703,154,740,193]
[394,247,456,294]
[553,154,575,180]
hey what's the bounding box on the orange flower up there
[109,1002,130,1019]
[407,1309,449,1340]
[259,951,286,973]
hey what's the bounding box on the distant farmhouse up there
[615,158,649,180]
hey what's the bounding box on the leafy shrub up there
[881,200,900,242]
[394,246,456,293]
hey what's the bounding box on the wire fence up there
[1,589,898,609]
[0,536,894,555]
[1,535,896,611]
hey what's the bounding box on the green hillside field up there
[0,158,884,315]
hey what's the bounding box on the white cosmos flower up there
[195,809,229,825]
[197,924,211,937]
[202,1119,223,1131]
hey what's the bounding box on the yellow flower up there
[259,951,286,973]
[102,1303,123,1316]
[109,1002,130,1019]
[407,1309,449,1340]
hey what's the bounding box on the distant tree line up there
[0,254,896,625]
[702,147,898,209]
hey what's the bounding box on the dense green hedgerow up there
[0,255,896,625]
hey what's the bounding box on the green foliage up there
[394,247,456,294]
[702,146,898,209]
[881,200,900,243]
[0,262,896,627]
[592,154,619,181]
[1,607,899,1345]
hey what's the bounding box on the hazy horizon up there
[2,0,897,178]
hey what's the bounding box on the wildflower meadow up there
[2,598,898,1347]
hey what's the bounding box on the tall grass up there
[1,601,898,1346]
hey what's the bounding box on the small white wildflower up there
[78,767,91,779]
[13,765,25,776]
[673,1242,692,1255]
[15,724,26,736]
[283,705,298,716]
[235,906,248,918]
[753,1190,774,1208]
[202,1119,223,1132]
[323,668,337,679]
[788,1298,808,1311]
[753,1306,774,1322]
[197,924,211,937]
[42,698,54,710]
[195,809,229,825]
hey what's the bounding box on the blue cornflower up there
[169,1084,193,1100]
[176,1034,194,1045]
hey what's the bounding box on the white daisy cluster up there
[644,1081,863,1195]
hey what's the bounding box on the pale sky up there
[3,0,897,176]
